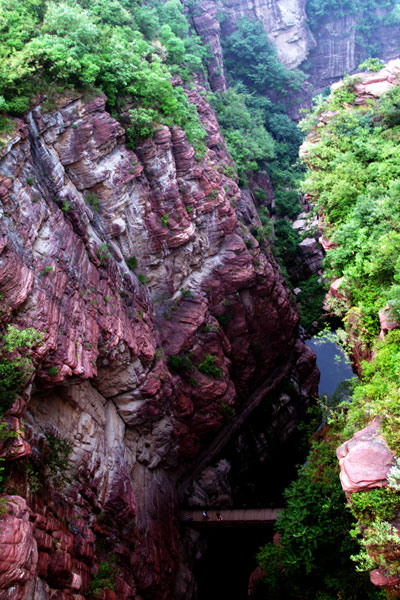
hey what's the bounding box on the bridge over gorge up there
[179,508,283,527]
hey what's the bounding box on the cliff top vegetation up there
[0,0,208,150]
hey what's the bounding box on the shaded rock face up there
[305,14,357,90]
[0,88,317,599]
[185,0,400,97]
[185,0,315,93]
[305,13,400,90]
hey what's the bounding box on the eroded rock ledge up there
[0,87,317,599]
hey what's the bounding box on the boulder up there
[336,418,394,494]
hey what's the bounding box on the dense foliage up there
[222,18,304,96]
[283,74,400,585]
[213,18,305,188]
[0,326,43,416]
[302,80,400,352]
[0,0,208,150]
[257,395,383,599]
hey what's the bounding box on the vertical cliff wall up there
[0,85,317,599]
[185,0,400,93]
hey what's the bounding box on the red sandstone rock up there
[0,497,38,592]
[379,305,399,339]
[370,568,400,587]
[0,85,318,600]
[337,418,394,493]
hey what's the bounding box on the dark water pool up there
[306,332,356,396]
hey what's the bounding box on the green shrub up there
[96,243,111,266]
[257,411,384,599]
[358,57,384,72]
[160,214,169,227]
[126,256,138,269]
[180,287,192,298]
[42,432,72,489]
[39,265,54,276]
[350,487,400,526]
[85,192,100,212]
[87,558,117,597]
[168,353,192,373]
[197,353,222,378]
[0,326,43,416]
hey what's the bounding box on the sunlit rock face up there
[0,86,317,599]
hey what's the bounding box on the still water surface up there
[306,332,356,396]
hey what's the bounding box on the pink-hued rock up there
[248,565,265,597]
[319,235,337,252]
[336,419,394,493]
[370,568,400,588]
[379,305,399,339]
[0,497,38,593]
[0,83,318,600]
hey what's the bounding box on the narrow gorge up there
[1,1,400,599]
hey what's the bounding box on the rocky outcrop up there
[337,419,394,495]
[185,0,315,92]
[185,0,400,97]
[305,14,357,90]
[0,86,317,599]
[185,1,227,92]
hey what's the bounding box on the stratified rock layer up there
[0,87,317,599]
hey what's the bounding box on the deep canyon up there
[1,1,400,599]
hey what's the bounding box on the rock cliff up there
[0,86,317,599]
[186,0,315,92]
[185,0,400,94]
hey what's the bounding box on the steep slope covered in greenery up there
[255,64,400,599]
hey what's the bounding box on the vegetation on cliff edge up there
[0,0,208,150]
[257,73,400,596]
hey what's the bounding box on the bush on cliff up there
[0,0,207,150]
[0,326,43,416]
[296,75,400,585]
[222,18,304,96]
[301,82,400,349]
[256,393,385,599]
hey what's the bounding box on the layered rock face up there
[306,14,400,90]
[0,87,317,599]
[305,14,357,90]
[186,0,400,95]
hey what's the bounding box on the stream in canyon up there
[196,331,356,600]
